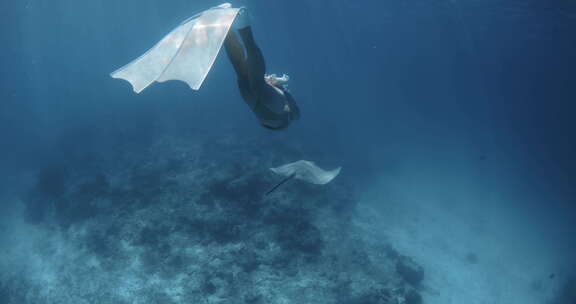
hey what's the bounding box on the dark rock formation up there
[396,255,425,287]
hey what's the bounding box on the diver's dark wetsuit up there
[224,27,300,130]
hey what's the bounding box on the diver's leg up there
[224,30,257,104]
[238,27,266,87]
[224,30,249,78]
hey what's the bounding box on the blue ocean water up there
[1,0,575,303]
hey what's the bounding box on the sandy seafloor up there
[357,157,576,304]
[0,132,574,304]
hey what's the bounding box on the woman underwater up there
[111,4,299,130]
[224,8,300,130]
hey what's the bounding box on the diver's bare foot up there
[232,7,250,30]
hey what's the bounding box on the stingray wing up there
[111,3,240,93]
[270,160,341,185]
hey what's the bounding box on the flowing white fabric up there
[111,3,240,93]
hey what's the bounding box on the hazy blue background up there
[1,0,575,302]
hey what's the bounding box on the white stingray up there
[111,3,241,93]
[269,160,341,191]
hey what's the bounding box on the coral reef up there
[3,134,424,303]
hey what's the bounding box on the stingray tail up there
[265,174,295,196]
